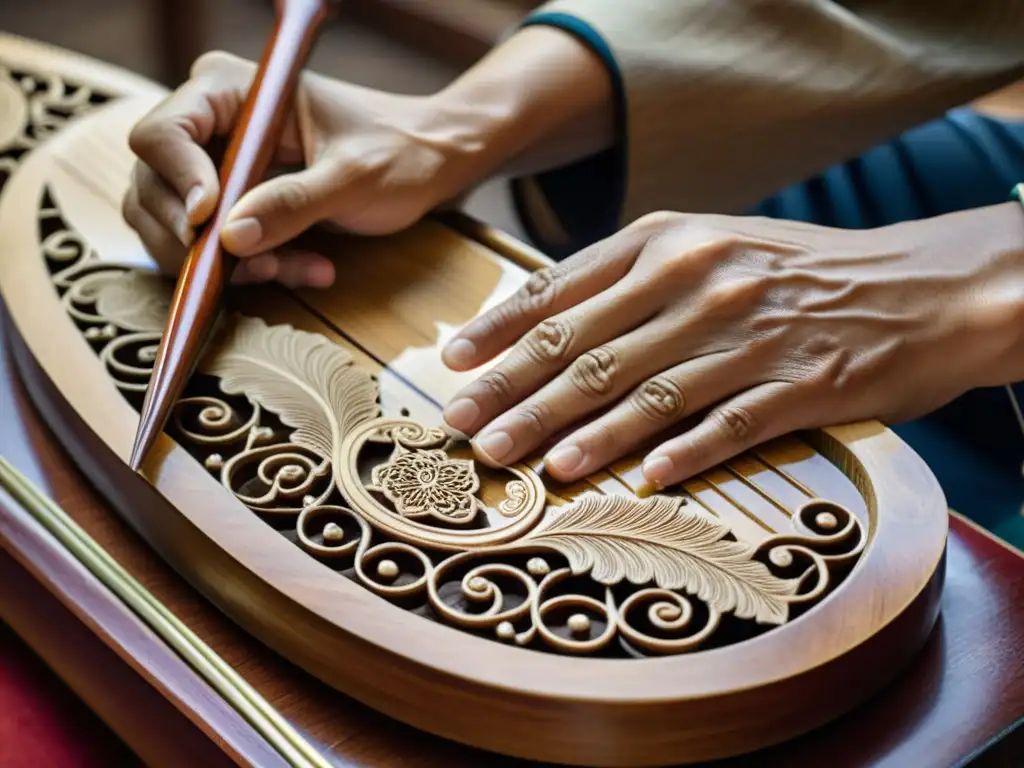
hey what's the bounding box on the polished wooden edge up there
[956,719,1024,768]
[949,509,1023,560]
[0,455,285,766]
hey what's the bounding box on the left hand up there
[439,207,1024,489]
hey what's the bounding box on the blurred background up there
[3,0,544,237]
[6,0,1024,242]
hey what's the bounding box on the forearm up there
[428,25,616,185]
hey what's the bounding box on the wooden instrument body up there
[0,34,968,767]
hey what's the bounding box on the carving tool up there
[130,0,337,471]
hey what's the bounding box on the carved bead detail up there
[632,378,685,422]
[567,614,591,636]
[376,559,399,580]
[569,347,618,397]
[526,557,550,576]
[815,512,838,530]
[322,522,345,544]
[204,453,224,471]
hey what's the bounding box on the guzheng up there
[0,34,949,767]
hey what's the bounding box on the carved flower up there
[371,449,480,522]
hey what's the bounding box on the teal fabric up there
[749,109,1024,551]
[516,16,1024,551]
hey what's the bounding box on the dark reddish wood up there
[1,293,1022,766]
[132,0,335,470]
[0,321,288,768]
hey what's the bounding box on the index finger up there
[127,57,256,225]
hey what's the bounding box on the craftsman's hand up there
[440,206,1024,488]
[122,28,614,288]
[122,52,482,287]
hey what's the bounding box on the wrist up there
[955,202,1024,387]
[427,24,616,190]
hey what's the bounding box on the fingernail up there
[442,397,480,433]
[221,217,262,253]
[545,445,583,476]
[642,455,674,485]
[185,186,205,219]
[442,338,477,369]
[175,214,193,247]
[475,430,513,464]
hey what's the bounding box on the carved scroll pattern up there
[0,63,112,188]
[39,196,867,658]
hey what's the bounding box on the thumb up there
[219,163,342,256]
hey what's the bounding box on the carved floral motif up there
[370,448,480,523]
[36,188,868,658]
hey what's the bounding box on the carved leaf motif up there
[523,493,799,625]
[202,316,380,461]
[92,271,171,332]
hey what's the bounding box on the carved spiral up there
[172,396,260,447]
[531,568,617,654]
[614,589,720,655]
[497,480,531,518]
[373,421,450,450]
[427,549,539,644]
[297,504,368,561]
[755,499,866,605]
[42,229,90,265]
[61,268,126,325]
[222,443,333,515]
[297,505,432,600]
[99,331,161,392]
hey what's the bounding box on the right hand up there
[123,51,485,288]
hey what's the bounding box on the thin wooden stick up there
[0,456,331,768]
[130,0,336,471]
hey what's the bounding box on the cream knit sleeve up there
[515,0,1024,240]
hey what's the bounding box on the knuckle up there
[120,184,136,221]
[581,421,620,457]
[568,346,619,398]
[710,404,760,443]
[514,401,554,436]
[127,119,160,157]
[477,369,516,405]
[520,267,558,312]
[704,275,766,315]
[632,210,682,233]
[272,179,312,213]
[521,318,574,364]
[629,376,685,423]
[190,50,241,78]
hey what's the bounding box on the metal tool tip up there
[128,436,148,473]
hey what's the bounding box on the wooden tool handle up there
[130,0,335,470]
[193,0,333,287]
